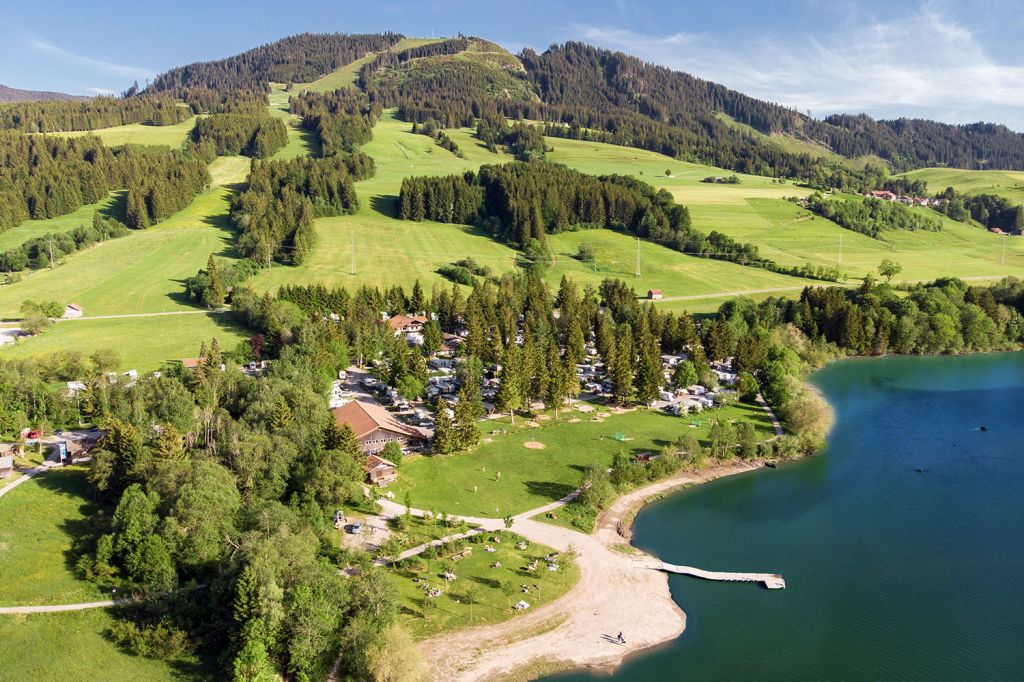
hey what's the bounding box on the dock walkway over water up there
[633,560,786,589]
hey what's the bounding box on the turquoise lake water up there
[548,352,1024,680]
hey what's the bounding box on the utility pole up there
[837,235,843,265]
[350,232,356,275]
[47,237,55,269]
[634,237,641,278]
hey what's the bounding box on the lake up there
[548,352,1024,680]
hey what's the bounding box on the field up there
[390,402,774,518]
[246,111,821,297]
[0,156,247,319]
[0,156,250,370]
[267,84,321,160]
[0,468,107,606]
[0,467,211,680]
[896,167,1024,206]
[0,610,212,681]
[51,117,197,149]
[7,103,1024,370]
[1,313,248,371]
[388,530,579,640]
[686,197,1024,282]
[0,192,123,252]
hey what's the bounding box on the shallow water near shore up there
[548,352,1024,680]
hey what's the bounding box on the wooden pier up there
[633,560,786,589]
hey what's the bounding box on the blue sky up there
[3,0,1023,129]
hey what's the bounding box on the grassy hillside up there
[300,37,444,92]
[0,192,123,251]
[50,116,196,148]
[896,167,1024,206]
[1,313,248,371]
[687,196,1024,281]
[363,37,537,103]
[247,111,820,297]
[0,156,250,369]
[267,84,321,159]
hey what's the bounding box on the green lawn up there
[388,530,579,640]
[49,117,197,149]
[0,467,108,606]
[0,610,211,681]
[896,167,1024,206]
[0,192,124,252]
[390,402,774,518]
[1,313,249,371]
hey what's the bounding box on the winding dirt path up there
[383,460,772,681]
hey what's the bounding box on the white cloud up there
[85,87,117,96]
[29,37,153,80]
[572,8,1024,129]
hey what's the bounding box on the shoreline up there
[415,457,781,681]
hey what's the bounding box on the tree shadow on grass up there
[523,480,575,502]
[32,468,106,582]
[371,194,398,218]
[469,575,501,590]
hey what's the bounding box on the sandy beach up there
[409,459,767,681]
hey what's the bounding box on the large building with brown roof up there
[331,400,432,455]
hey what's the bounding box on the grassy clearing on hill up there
[0,192,124,251]
[388,530,579,640]
[0,609,212,681]
[0,467,107,606]
[267,84,321,160]
[390,402,773,519]
[300,38,444,93]
[896,167,1024,206]
[50,117,197,149]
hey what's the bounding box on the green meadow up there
[267,84,321,160]
[1,313,248,371]
[687,196,1024,282]
[6,103,1023,371]
[51,117,197,149]
[0,468,108,606]
[896,167,1024,206]
[388,530,579,640]
[247,111,820,297]
[0,156,248,319]
[0,610,212,681]
[0,192,123,251]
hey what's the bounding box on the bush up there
[109,618,194,660]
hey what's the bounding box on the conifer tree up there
[432,400,456,454]
[610,323,634,404]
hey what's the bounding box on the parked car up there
[350,521,363,535]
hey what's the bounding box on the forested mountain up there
[149,32,403,91]
[518,42,1024,172]
[0,94,186,132]
[0,83,88,103]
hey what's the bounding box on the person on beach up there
[618,632,625,644]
